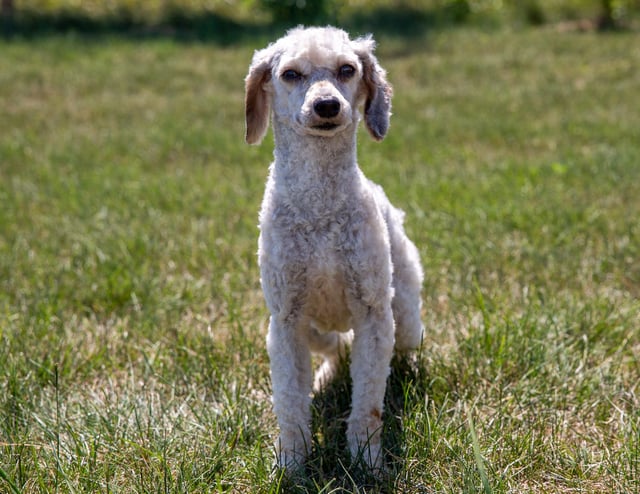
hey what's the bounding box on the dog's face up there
[272,34,364,139]
[245,27,392,145]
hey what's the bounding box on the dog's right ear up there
[245,48,274,145]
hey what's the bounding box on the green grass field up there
[1,18,639,494]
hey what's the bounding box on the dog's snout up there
[313,97,341,119]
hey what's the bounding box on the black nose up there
[313,97,341,118]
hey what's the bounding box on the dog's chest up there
[304,244,352,333]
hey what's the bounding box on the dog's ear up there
[353,35,393,141]
[245,48,275,145]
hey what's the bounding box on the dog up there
[244,26,424,470]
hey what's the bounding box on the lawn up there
[1,18,639,494]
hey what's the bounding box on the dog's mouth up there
[294,115,349,137]
[312,122,340,131]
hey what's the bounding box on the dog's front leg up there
[347,306,394,469]
[266,315,313,469]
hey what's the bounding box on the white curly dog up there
[245,26,424,470]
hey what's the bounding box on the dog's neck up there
[270,120,362,219]
[272,121,358,176]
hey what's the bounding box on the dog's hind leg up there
[390,233,424,353]
[309,329,353,391]
[383,205,424,352]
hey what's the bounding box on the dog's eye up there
[281,69,302,82]
[338,64,356,80]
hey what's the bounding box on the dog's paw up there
[274,432,311,471]
[347,415,385,472]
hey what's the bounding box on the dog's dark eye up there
[338,64,356,80]
[282,69,302,82]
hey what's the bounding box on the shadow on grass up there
[1,4,469,44]
[274,354,428,492]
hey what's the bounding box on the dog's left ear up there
[245,47,275,145]
[353,35,393,141]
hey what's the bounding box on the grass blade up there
[0,466,21,494]
[468,411,492,494]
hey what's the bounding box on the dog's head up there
[245,26,392,145]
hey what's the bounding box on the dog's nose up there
[313,97,341,119]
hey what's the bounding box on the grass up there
[1,20,639,493]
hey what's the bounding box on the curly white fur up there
[245,26,424,471]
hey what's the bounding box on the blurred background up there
[2,0,640,39]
